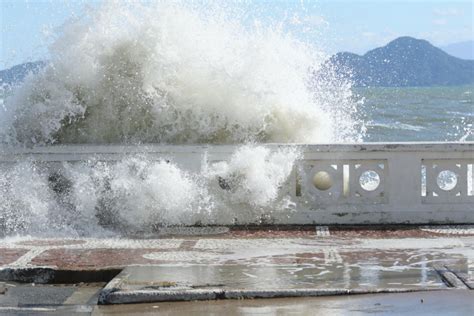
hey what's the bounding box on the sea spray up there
[0,146,301,236]
[0,162,52,235]
[0,2,359,145]
[206,145,299,206]
[0,2,360,236]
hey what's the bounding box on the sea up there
[1,85,472,143]
[357,85,473,142]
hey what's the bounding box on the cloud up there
[433,8,463,16]
[433,19,448,26]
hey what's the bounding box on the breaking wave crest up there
[1,146,300,237]
[0,2,361,236]
[0,2,359,145]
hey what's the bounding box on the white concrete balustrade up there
[0,142,473,224]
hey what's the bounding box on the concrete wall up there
[1,142,473,224]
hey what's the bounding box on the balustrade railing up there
[1,142,473,224]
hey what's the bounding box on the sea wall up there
[1,142,472,227]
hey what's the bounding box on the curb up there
[99,287,447,305]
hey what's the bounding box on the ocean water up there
[2,85,471,143]
[0,2,472,236]
[358,85,473,142]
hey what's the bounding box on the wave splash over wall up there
[0,2,361,236]
[1,146,301,236]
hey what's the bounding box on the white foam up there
[0,146,302,235]
[0,2,359,146]
[0,162,52,235]
[0,2,361,236]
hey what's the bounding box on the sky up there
[1,0,473,69]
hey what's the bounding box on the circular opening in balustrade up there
[359,170,380,191]
[437,170,457,191]
[313,171,333,191]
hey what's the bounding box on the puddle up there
[117,263,447,292]
[97,248,474,304]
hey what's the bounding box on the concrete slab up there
[93,290,474,316]
[98,264,448,304]
[0,281,103,315]
[440,262,474,289]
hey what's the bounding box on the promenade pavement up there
[0,225,473,313]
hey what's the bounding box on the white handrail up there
[1,142,473,224]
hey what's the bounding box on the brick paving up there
[30,249,160,269]
[0,225,473,277]
[0,249,29,266]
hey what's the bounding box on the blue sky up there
[1,0,473,69]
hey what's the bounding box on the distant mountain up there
[0,61,45,85]
[3,38,474,88]
[330,37,474,87]
[440,40,474,60]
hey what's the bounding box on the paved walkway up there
[94,290,474,316]
[1,285,472,315]
[0,226,473,283]
[1,284,472,315]
[0,225,473,309]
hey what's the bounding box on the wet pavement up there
[118,264,447,292]
[1,226,473,272]
[1,283,472,315]
[0,281,103,315]
[0,225,473,312]
[100,263,449,304]
[94,290,474,316]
